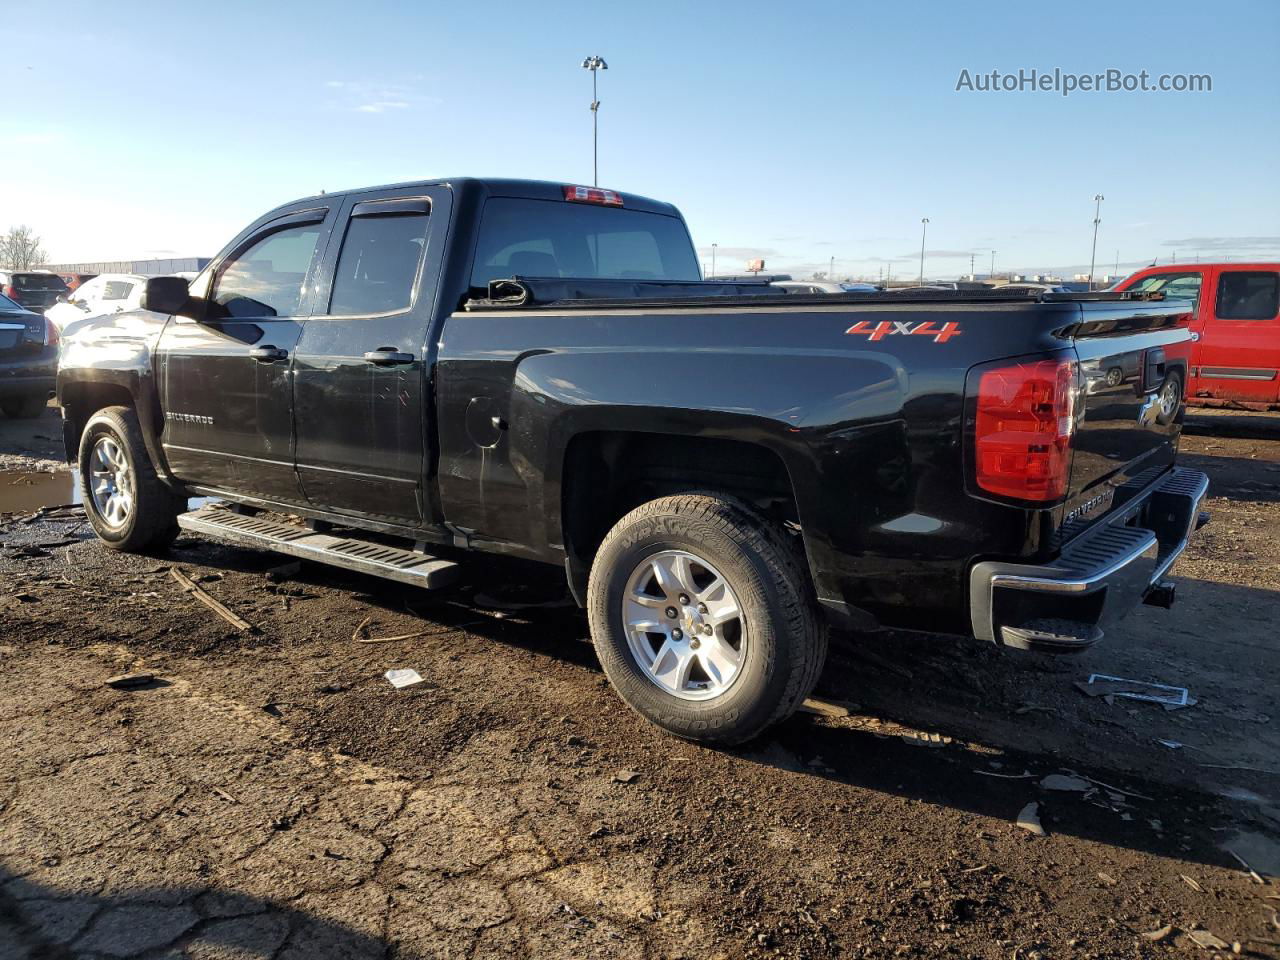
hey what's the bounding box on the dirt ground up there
[1,404,1279,959]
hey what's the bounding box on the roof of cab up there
[277,177,684,220]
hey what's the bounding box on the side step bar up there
[177,504,460,590]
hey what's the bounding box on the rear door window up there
[471,198,699,287]
[102,280,135,301]
[327,203,429,316]
[1215,271,1280,320]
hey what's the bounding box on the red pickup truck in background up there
[1116,263,1280,409]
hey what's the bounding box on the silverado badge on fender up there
[844,320,963,343]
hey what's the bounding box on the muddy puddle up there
[0,470,80,515]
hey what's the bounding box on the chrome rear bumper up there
[970,467,1210,651]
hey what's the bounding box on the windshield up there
[11,273,68,291]
[471,198,699,288]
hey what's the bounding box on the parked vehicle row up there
[56,177,1208,744]
[0,291,58,418]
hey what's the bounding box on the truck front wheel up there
[587,493,827,745]
[78,406,184,552]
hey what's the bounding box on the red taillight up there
[44,318,60,348]
[2,284,15,299]
[973,357,1076,502]
[562,184,623,206]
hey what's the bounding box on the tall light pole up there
[918,218,929,285]
[711,242,717,278]
[969,252,975,278]
[1088,193,1104,291]
[581,55,608,186]
[829,256,835,280]
[990,249,996,278]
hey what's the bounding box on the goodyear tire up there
[587,493,827,745]
[78,406,184,552]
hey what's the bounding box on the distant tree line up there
[0,226,48,271]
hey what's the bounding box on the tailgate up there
[1062,299,1194,537]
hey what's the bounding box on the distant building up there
[40,257,211,277]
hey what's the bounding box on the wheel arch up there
[58,370,170,479]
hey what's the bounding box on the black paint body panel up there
[55,177,1194,637]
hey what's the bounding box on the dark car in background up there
[0,270,69,311]
[0,291,58,418]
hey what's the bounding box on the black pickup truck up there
[57,177,1209,743]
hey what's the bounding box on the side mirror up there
[141,276,191,315]
[55,293,69,303]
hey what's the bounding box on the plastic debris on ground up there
[384,668,425,689]
[1078,673,1190,707]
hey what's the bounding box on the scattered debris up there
[1079,674,1189,707]
[1187,929,1228,950]
[105,672,155,690]
[352,616,373,641]
[974,769,1035,779]
[212,787,238,805]
[1224,848,1268,885]
[357,629,440,645]
[265,560,302,583]
[1155,738,1184,749]
[1141,924,1174,942]
[1015,802,1044,836]
[798,697,851,718]
[384,669,425,689]
[171,567,255,632]
[1096,872,1117,886]
[613,770,641,784]
[1181,874,1204,892]
[1040,774,1091,792]
[900,731,950,748]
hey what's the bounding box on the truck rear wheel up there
[587,493,826,745]
[78,406,184,552]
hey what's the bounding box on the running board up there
[177,504,460,589]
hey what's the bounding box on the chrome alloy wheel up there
[90,435,134,528]
[1158,377,1180,418]
[622,549,747,701]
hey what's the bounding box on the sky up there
[2,0,1277,281]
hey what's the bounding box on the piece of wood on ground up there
[170,567,255,633]
[798,697,851,719]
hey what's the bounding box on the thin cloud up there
[894,249,982,259]
[696,246,778,259]
[357,101,410,113]
[1162,236,1280,251]
[324,79,435,113]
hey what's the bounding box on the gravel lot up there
[2,404,1279,959]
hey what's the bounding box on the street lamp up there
[1088,193,1104,291]
[918,218,929,285]
[990,249,996,278]
[711,242,717,278]
[581,55,608,186]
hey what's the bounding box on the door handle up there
[249,345,288,362]
[362,348,415,366]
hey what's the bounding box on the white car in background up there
[771,280,880,294]
[44,273,148,332]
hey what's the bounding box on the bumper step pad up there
[177,505,459,590]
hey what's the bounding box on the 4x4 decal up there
[844,320,962,343]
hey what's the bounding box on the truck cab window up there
[1216,271,1279,320]
[1129,271,1203,308]
[328,211,429,316]
[210,224,321,320]
[470,198,699,288]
